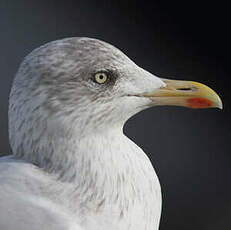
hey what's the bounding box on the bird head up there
[8,37,222,161]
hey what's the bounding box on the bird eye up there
[94,72,108,84]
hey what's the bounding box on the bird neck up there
[50,126,139,182]
[41,126,161,229]
[46,125,158,199]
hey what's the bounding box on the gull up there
[0,37,222,230]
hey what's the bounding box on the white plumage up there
[0,37,222,230]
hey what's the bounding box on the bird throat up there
[44,127,162,229]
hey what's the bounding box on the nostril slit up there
[177,87,192,91]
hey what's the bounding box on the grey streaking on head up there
[0,37,222,230]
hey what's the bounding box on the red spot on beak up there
[187,98,212,108]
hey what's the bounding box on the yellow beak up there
[141,78,222,109]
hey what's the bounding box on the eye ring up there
[94,72,109,84]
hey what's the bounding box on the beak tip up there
[216,96,223,110]
[218,102,223,110]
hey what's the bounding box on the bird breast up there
[63,129,162,230]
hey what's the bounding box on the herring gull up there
[0,37,222,230]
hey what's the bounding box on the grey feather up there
[1,37,164,230]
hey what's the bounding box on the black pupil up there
[99,75,104,79]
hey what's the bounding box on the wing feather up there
[0,156,81,230]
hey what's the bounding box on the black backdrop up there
[0,1,230,229]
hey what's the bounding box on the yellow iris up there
[94,72,108,84]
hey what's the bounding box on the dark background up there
[0,1,230,229]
